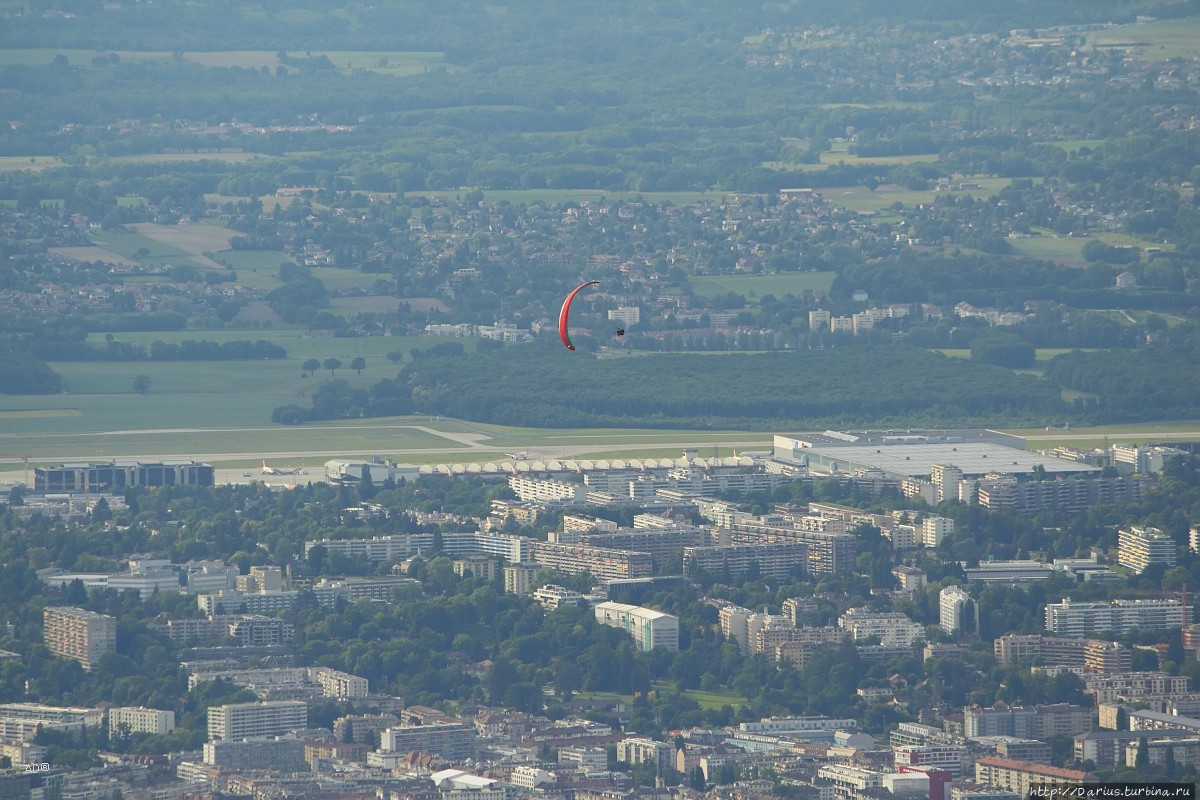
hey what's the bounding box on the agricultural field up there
[689,272,837,300]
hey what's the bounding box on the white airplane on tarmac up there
[261,460,305,475]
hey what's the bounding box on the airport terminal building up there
[34,460,215,493]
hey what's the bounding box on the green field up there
[1089,17,1200,60]
[88,229,209,269]
[690,271,836,299]
[825,178,1016,213]
[1014,421,1200,450]
[575,681,748,711]
[0,155,66,171]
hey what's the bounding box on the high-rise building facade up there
[207,700,307,741]
[43,607,116,670]
[939,586,974,634]
[1117,526,1176,574]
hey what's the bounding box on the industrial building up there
[772,429,1099,482]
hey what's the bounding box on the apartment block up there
[939,586,974,634]
[838,608,925,647]
[43,607,116,670]
[973,757,1093,796]
[529,540,652,581]
[893,744,967,777]
[616,737,673,774]
[992,634,1131,674]
[595,602,679,652]
[380,722,477,761]
[1044,598,1190,636]
[684,543,808,582]
[1033,704,1094,738]
[1117,525,1176,574]
[964,704,1036,739]
[503,562,540,596]
[203,736,307,772]
[108,706,175,737]
[207,700,307,741]
[1083,672,1190,704]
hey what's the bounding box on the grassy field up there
[0,155,66,171]
[823,178,1015,213]
[1088,17,1200,60]
[1014,421,1200,450]
[769,140,940,173]
[88,229,209,269]
[574,682,748,711]
[690,272,836,299]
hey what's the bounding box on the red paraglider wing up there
[558,280,599,350]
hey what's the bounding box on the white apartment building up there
[594,601,679,652]
[1084,672,1190,704]
[380,722,477,761]
[109,706,175,737]
[503,562,539,596]
[719,605,753,654]
[838,608,925,647]
[1117,526,1176,574]
[1044,598,1190,636]
[534,584,585,610]
[739,716,857,734]
[312,667,369,700]
[817,763,883,800]
[616,737,673,774]
[509,475,588,505]
[940,586,975,634]
[893,744,968,777]
[921,516,954,547]
[559,746,608,770]
[207,700,307,741]
[608,307,640,326]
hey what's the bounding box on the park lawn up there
[690,272,836,300]
[574,683,747,711]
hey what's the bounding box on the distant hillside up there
[398,343,1068,430]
